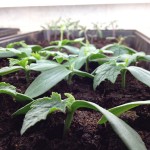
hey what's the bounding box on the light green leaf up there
[25,66,72,98]
[127,66,150,87]
[72,56,86,70]
[70,100,146,150]
[102,44,137,56]
[73,69,94,79]
[0,82,16,96]
[21,92,66,135]
[0,48,16,58]
[29,60,60,72]
[0,66,23,76]
[99,100,150,124]
[15,93,33,102]
[93,63,121,90]
[62,45,80,54]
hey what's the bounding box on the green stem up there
[67,74,73,85]
[60,29,64,41]
[85,59,89,72]
[121,69,127,88]
[63,111,74,137]
[25,70,30,83]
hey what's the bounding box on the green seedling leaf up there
[29,60,60,71]
[15,93,33,102]
[71,56,86,70]
[127,66,150,87]
[99,100,150,124]
[0,82,16,96]
[93,62,122,90]
[0,66,23,76]
[73,69,94,79]
[0,82,32,102]
[8,58,20,66]
[62,45,80,54]
[70,100,146,150]
[6,41,27,48]
[25,66,72,98]
[0,48,16,58]
[28,45,43,52]
[21,92,66,135]
[102,44,137,56]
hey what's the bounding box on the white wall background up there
[0,3,150,35]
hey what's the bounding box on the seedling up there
[42,37,84,54]
[93,54,150,89]
[25,59,94,98]
[12,92,149,150]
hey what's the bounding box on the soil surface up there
[0,39,150,150]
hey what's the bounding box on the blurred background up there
[0,0,150,36]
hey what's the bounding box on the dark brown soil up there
[0,40,150,150]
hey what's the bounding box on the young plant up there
[93,54,150,89]
[24,59,94,98]
[42,37,84,54]
[92,22,103,39]
[13,92,149,150]
[0,41,43,59]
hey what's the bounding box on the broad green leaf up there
[25,66,72,98]
[72,56,86,70]
[17,47,32,57]
[70,100,146,150]
[0,82,16,96]
[137,55,150,62]
[21,92,66,135]
[99,100,150,124]
[102,44,137,56]
[127,66,150,87]
[89,53,107,61]
[73,69,94,79]
[28,45,43,52]
[0,48,16,58]
[29,60,60,72]
[62,45,80,54]
[93,63,122,90]
[0,66,23,76]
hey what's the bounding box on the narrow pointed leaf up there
[0,66,23,76]
[25,66,71,98]
[73,69,94,79]
[29,61,60,72]
[128,66,150,87]
[99,100,150,124]
[71,100,146,150]
[0,82,16,96]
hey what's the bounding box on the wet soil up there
[0,39,150,150]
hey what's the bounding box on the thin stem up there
[67,74,73,85]
[63,111,74,137]
[60,28,64,41]
[121,69,127,88]
[85,59,89,72]
[25,70,30,83]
